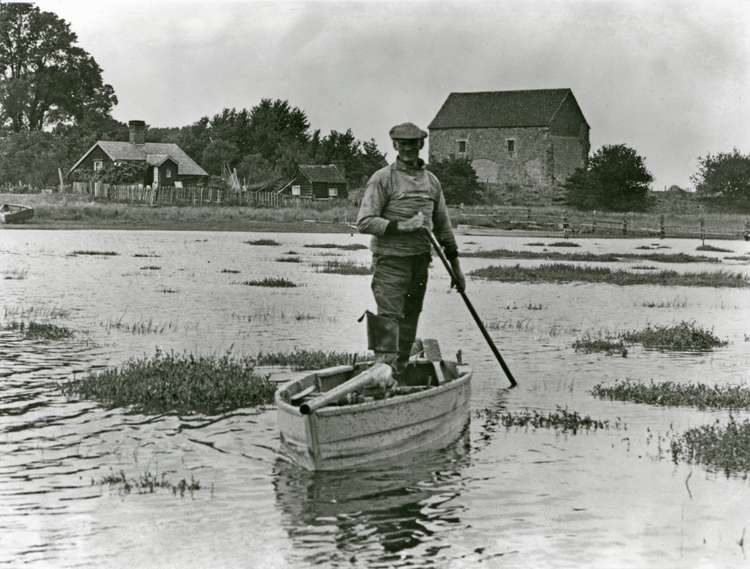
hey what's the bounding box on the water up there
[1,229,749,568]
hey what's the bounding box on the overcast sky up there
[35,0,749,190]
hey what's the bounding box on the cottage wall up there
[549,94,590,184]
[429,126,553,186]
[312,181,347,199]
[73,146,113,174]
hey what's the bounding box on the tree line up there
[0,4,387,190]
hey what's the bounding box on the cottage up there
[428,89,590,188]
[279,164,348,200]
[68,120,209,187]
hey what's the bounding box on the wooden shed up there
[279,164,348,200]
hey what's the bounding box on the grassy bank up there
[4,192,749,236]
[469,263,750,287]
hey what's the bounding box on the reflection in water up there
[274,431,471,566]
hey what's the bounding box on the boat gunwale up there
[275,365,472,418]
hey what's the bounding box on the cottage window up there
[291,185,301,196]
[93,159,104,172]
[506,139,516,155]
[457,140,467,155]
[166,168,172,178]
[328,187,338,198]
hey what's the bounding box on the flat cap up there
[389,122,428,140]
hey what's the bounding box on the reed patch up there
[243,239,280,246]
[670,416,750,476]
[5,320,74,340]
[591,379,750,409]
[97,469,201,497]
[620,321,727,350]
[469,263,749,287]
[463,249,720,263]
[2,268,28,280]
[313,260,372,275]
[697,244,733,253]
[253,349,367,370]
[575,321,726,353]
[474,406,614,433]
[275,256,301,263]
[303,243,368,250]
[61,350,276,414]
[241,277,297,287]
[69,250,119,256]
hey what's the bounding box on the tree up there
[201,139,240,176]
[564,144,653,211]
[235,153,277,188]
[0,130,68,186]
[692,148,750,209]
[0,4,117,131]
[247,99,310,167]
[427,158,484,205]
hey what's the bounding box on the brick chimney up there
[128,120,146,145]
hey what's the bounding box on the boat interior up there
[278,345,462,411]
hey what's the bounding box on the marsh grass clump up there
[670,416,750,476]
[101,317,176,335]
[314,260,372,275]
[303,243,368,250]
[241,277,297,287]
[2,304,69,319]
[61,350,276,414]
[591,379,750,410]
[133,253,160,258]
[697,244,733,253]
[221,269,241,274]
[253,349,368,370]
[725,255,750,262]
[159,288,178,294]
[243,239,280,246]
[139,265,161,271]
[620,321,727,350]
[6,320,74,340]
[572,334,628,356]
[462,249,719,264]
[98,469,200,497]
[474,406,611,434]
[640,296,688,308]
[546,241,581,248]
[70,250,119,256]
[275,256,301,263]
[469,263,750,287]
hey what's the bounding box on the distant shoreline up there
[0,220,355,233]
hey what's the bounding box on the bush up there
[564,144,653,211]
[427,157,484,205]
[692,148,750,210]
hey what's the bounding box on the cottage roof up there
[146,153,173,166]
[298,164,347,184]
[429,88,588,129]
[69,141,208,176]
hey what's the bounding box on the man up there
[357,122,465,373]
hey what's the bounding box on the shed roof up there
[69,141,208,176]
[298,164,347,184]
[429,88,586,129]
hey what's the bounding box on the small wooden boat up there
[275,339,472,471]
[0,204,34,224]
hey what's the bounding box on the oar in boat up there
[424,228,518,388]
[299,363,393,415]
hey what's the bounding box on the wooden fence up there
[70,181,318,208]
[457,208,750,241]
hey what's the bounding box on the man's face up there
[393,139,424,163]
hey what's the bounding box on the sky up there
[33,0,750,190]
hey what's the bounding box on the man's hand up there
[450,258,466,292]
[397,211,425,232]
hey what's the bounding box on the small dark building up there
[279,164,348,199]
[68,120,209,186]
